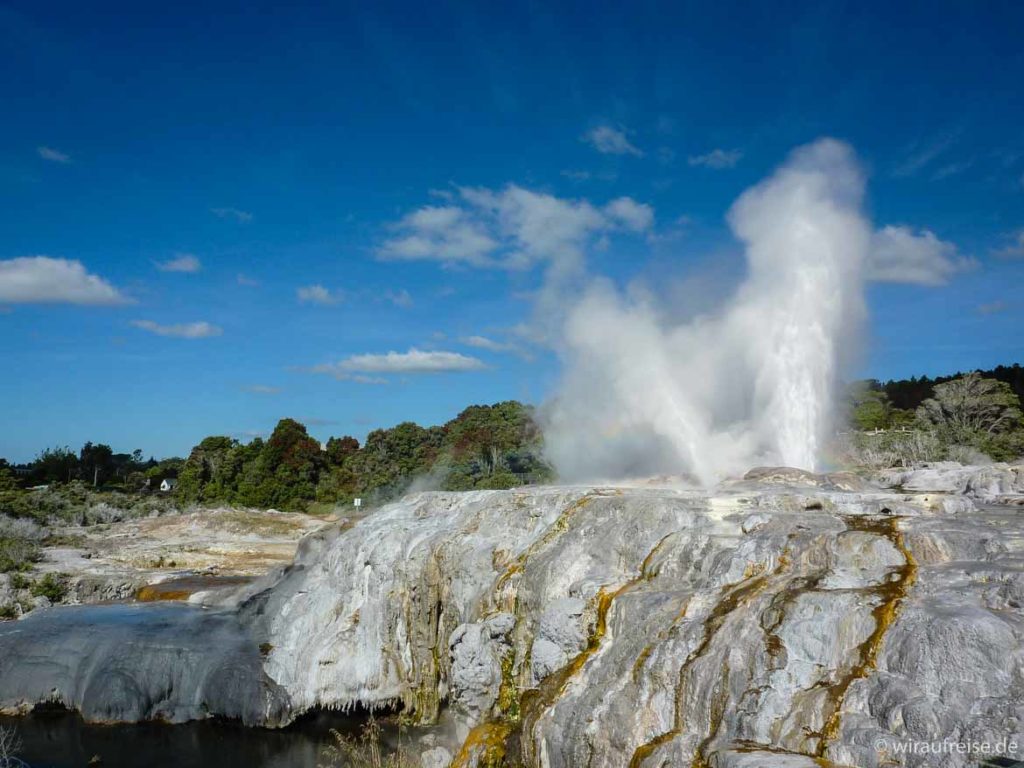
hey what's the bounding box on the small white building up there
[159,478,178,492]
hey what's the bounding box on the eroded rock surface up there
[0,463,1022,768]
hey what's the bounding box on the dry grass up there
[318,714,419,768]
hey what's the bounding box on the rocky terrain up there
[0,507,329,614]
[1,462,1022,768]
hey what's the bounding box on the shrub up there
[30,573,68,603]
[0,536,40,573]
[9,573,30,591]
[319,714,417,768]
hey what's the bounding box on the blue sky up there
[1,0,1022,461]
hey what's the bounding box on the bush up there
[0,536,40,573]
[9,573,30,590]
[30,573,68,602]
[837,429,944,469]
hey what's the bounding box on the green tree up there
[245,419,325,509]
[845,381,893,431]
[78,442,113,487]
[0,467,18,492]
[916,374,1024,460]
[325,435,360,466]
[33,446,79,484]
[176,436,238,503]
[917,374,1022,439]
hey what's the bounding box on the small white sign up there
[353,498,362,508]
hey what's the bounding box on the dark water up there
[0,710,375,768]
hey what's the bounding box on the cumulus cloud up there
[211,207,253,222]
[867,226,977,285]
[156,254,202,273]
[37,146,70,163]
[378,205,499,266]
[0,256,130,305]
[297,284,343,305]
[688,148,743,169]
[378,186,653,276]
[604,197,655,231]
[582,125,643,157]
[131,320,222,338]
[310,348,486,383]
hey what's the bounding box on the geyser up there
[543,139,870,484]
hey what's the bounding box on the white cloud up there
[582,125,643,157]
[242,384,281,394]
[297,284,343,305]
[384,288,413,308]
[156,254,202,273]
[237,273,259,286]
[604,197,655,231]
[379,186,654,274]
[37,146,70,163]
[931,159,973,180]
[992,230,1024,260]
[379,205,499,266]
[131,320,222,338]
[0,256,129,305]
[687,149,742,169]
[893,134,956,177]
[310,348,486,382]
[459,333,535,361]
[867,226,977,285]
[211,207,253,223]
[460,335,511,352]
[977,301,1007,315]
[561,169,617,183]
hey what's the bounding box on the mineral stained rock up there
[0,462,1022,768]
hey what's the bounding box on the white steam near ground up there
[542,139,870,484]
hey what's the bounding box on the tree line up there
[1,444,182,490]
[174,400,551,510]
[845,366,1024,463]
[1,401,552,511]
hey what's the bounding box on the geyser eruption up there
[544,139,869,484]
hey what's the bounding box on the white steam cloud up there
[543,139,870,484]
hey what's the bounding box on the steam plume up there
[543,139,870,484]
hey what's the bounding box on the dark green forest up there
[878,364,1024,412]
